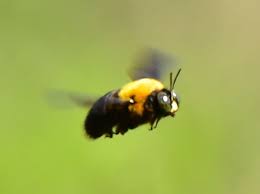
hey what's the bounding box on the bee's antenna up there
[171,68,182,90]
[170,72,173,91]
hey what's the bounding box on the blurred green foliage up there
[0,0,260,194]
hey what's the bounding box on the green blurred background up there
[1,0,259,194]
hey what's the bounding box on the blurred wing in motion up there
[129,48,177,81]
[46,90,97,109]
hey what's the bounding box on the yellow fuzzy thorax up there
[118,78,164,115]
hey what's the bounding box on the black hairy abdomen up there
[84,91,119,138]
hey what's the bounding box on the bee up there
[49,49,182,139]
[84,50,182,139]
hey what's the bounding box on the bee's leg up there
[120,128,128,135]
[103,127,114,138]
[154,117,161,128]
[149,117,156,130]
[116,124,128,135]
[149,117,161,130]
[105,131,113,138]
[149,124,156,130]
[113,127,120,135]
[149,124,154,130]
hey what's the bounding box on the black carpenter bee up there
[50,49,182,139]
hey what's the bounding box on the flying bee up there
[49,49,182,139]
[84,49,182,139]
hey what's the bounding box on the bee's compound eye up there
[162,95,168,102]
[157,91,172,113]
[157,92,170,104]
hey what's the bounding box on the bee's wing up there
[46,90,97,109]
[129,48,177,81]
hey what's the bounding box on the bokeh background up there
[1,0,260,194]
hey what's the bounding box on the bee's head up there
[157,69,181,117]
[157,90,180,116]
